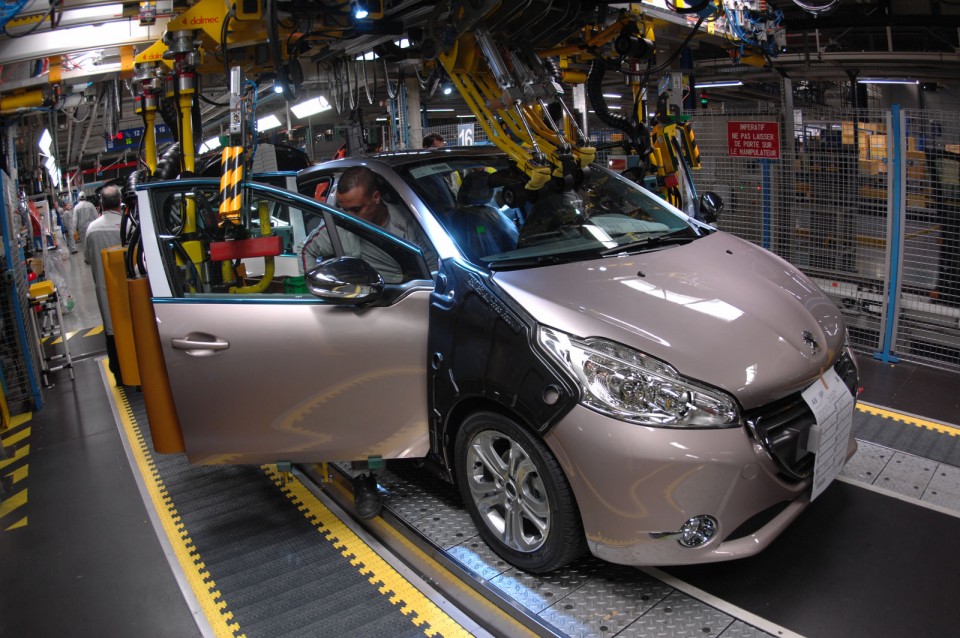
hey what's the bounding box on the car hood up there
[493,231,846,410]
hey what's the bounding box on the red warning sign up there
[727,121,780,159]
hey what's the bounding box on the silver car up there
[136,147,858,572]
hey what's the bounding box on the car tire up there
[454,411,585,573]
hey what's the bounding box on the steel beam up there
[0,17,169,67]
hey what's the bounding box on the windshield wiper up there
[600,228,697,256]
[486,254,566,270]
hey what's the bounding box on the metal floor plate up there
[343,461,784,638]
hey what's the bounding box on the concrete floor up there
[48,249,102,335]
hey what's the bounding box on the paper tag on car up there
[802,367,855,501]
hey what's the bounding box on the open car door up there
[138,180,433,465]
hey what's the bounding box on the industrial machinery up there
[0,0,792,465]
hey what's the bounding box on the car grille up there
[745,351,859,481]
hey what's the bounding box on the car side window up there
[150,182,429,298]
[298,170,438,279]
[295,211,429,284]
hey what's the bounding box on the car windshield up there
[400,155,704,269]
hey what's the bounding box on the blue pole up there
[874,105,902,363]
[761,159,771,250]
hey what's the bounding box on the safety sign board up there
[727,121,781,159]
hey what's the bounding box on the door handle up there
[171,334,230,356]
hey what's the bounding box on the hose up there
[586,59,649,157]
[154,143,182,180]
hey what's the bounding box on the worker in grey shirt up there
[73,191,99,245]
[296,165,435,283]
[83,184,123,381]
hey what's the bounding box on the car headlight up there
[538,326,739,428]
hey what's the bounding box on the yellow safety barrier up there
[102,247,141,387]
[128,277,185,453]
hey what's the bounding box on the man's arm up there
[386,204,439,274]
[295,222,332,275]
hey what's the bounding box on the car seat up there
[450,171,519,261]
[416,171,457,218]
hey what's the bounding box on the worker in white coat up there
[73,191,99,245]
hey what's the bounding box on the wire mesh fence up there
[687,106,960,372]
[895,109,960,369]
[421,120,490,148]
[0,172,43,416]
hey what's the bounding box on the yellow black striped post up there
[680,122,701,169]
[218,145,244,226]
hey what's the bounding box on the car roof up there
[299,146,504,179]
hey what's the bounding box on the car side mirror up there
[306,256,384,304]
[698,191,724,224]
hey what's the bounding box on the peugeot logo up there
[801,330,820,354]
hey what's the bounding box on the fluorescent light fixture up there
[257,114,282,131]
[602,93,621,99]
[608,105,622,110]
[857,78,919,85]
[38,128,53,153]
[291,96,332,118]
[456,114,476,118]
[694,80,744,88]
[375,117,388,121]
[63,3,123,22]
[426,108,454,112]
[199,136,222,154]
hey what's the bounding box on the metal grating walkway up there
[111,367,476,638]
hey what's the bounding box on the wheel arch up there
[439,396,537,485]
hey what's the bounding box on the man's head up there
[336,166,388,226]
[100,185,122,212]
[77,191,86,201]
[423,133,445,149]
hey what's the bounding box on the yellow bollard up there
[102,247,141,386]
[128,277,185,453]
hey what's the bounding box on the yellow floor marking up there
[319,471,538,638]
[5,517,27,531]
[8,465,28,484]
[263,465,471,638]
[50,336,63,345]
[0,445,29,471]
[110,373,244,638]
[84,326,104,337]
[1,426,30,448]
[0,488,27,519]
[857,403,960,437]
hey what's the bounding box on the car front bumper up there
[544,404,857,566]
